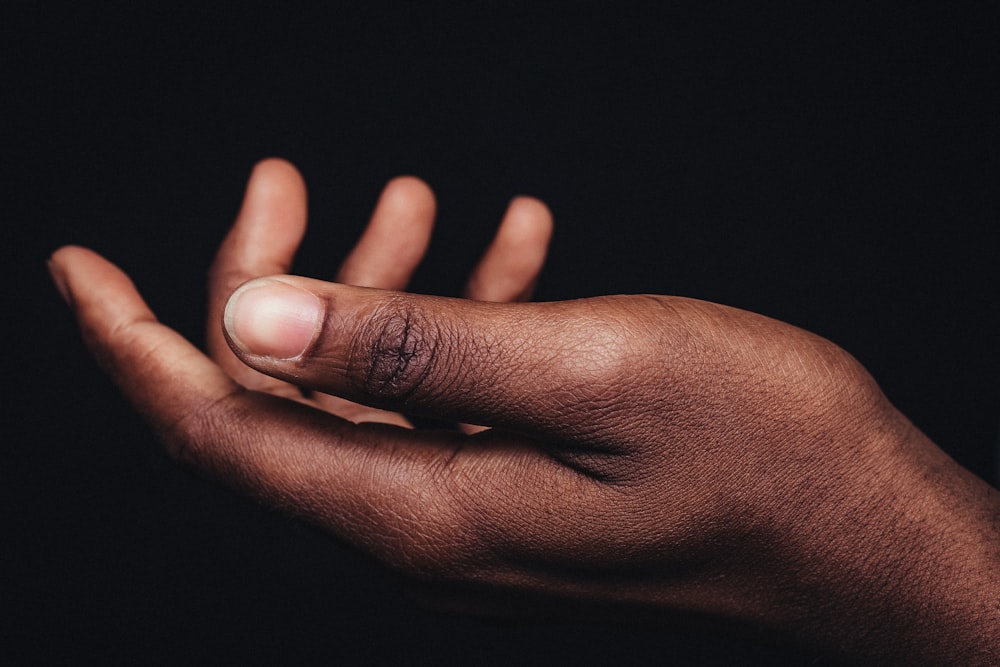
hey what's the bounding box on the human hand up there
[48,161,999,664]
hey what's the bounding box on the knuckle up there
[547,310,656,420]
[154,391,245,468]
[354,299,444,404]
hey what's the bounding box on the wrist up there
[770,412,1000,663]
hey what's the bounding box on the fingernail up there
[46,257,72,306]
[224,279,322,360]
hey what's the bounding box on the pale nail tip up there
[224,279,322,360]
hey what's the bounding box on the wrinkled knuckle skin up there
[357,300,442,405]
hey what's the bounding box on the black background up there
[5,3,997,665]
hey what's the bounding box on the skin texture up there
[49,159,1000,664]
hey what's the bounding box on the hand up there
[48,160,1000,664]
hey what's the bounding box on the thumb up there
[223,276,649,440]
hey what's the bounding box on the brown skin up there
[49,159,1000,664]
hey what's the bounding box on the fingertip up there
[380,175,437,219]
[385,174,433,192]
[502,196,555,245]
[250,157,304,183]
[47,245,112,294]
[463,196,554,303]
[48,244,74,260]
[48,246,142,306]
[336,176,437,289]
[217,157,309,275]
[244,157,307,206]
[46,246,166,367]
[47,249,73,305]
[508,194,552,218]
[49,244,95,264]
